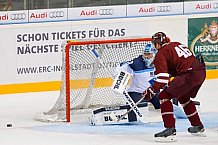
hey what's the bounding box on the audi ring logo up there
[10,13,26,20]
[49,11,64,18]
[99,9,114,15]
[157,6,171,12]
[214,3,218,9]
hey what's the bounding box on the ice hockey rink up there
[0,79,218,145]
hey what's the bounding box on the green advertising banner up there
[188,17,218,70]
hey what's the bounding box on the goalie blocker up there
[89,102,148,125]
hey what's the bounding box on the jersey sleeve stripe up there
[156,73,170,77]
[155,78,169,83]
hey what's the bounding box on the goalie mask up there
[143,43,156,68]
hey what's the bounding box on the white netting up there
[35,38,151,122]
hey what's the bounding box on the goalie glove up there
[142,87,156,101]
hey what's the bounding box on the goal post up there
[35,37,152,123]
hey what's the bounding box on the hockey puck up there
[7,124,12,127]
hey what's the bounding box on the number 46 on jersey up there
[175,44,192,58]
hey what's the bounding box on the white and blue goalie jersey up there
[113,55,155,93]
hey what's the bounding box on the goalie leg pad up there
[89,102,148,125]
[173,101,200,119]
[173,104,186,119]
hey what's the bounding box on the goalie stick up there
[90,47,147,123]
[116,92,146,122]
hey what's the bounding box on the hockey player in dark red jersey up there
[142,32,206,142]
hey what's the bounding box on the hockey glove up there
[142,87,156,101]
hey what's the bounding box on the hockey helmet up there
[152,32,168,48]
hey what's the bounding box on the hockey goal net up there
[35,37,151,122]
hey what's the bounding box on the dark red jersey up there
[153,42,195,92]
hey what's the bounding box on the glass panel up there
[13,0,26,10]
[110,0,126,5]
[72,0,108,7]
[0,0,12,11]
[49,0,68,8]
[161,0,183,2]
[71,0,127,7]
[127,0,161,4]
[28,0,49,10]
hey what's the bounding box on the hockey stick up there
[90,47,147,123]
[116,92,146,122]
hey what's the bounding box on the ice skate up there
[188,125,206,137]
[154,128,177,142]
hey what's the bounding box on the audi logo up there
[157,6,171,12]
[99,9,114,15]
[49,11,64,18]
[214,3,218,9]
[10,13,26,20]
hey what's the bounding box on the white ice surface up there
[0,79,218,145]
